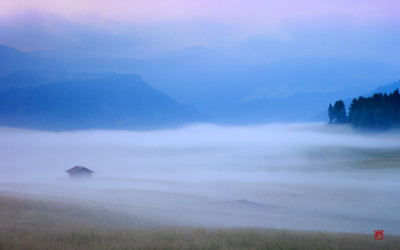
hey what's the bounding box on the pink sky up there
[1,0,399,27]
[1,0,399,62]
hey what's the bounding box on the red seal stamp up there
[374,230,384,240]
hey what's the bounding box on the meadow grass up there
[1,195,399,249]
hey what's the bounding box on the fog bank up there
[0,123,399,234]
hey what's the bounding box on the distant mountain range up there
[0,71,202,130]
[1,44,400,129]
[367,80,400,96]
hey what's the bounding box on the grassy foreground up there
[0,195,399,250]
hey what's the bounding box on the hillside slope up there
[0,72,202,130]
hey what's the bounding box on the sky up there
[1,0,400,62]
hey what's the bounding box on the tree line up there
[328,89,400,130]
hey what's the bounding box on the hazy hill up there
[0,45,34,76]
[344,79,400,110]
[2,44,400,124]
[0,72,202,130]
[0,69,71,91]
[0,69,119,92]
[61,47,400,123]
[368,80,400,96]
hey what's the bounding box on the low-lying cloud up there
[0,123,399,234]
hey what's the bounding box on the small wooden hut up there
[66,166,95,178]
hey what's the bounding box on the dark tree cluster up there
[329,89,400,130]
[349,89,400,130]
[328,100,348,124]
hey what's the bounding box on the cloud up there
[0,123,400,232]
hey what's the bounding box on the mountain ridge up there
[0,71,203,130]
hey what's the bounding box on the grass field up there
[1,195,399,250]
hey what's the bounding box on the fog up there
[0,123,399,234]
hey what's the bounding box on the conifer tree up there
[333,100,347,124]
[328,104,334,123]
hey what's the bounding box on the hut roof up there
[66,166,95,174]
